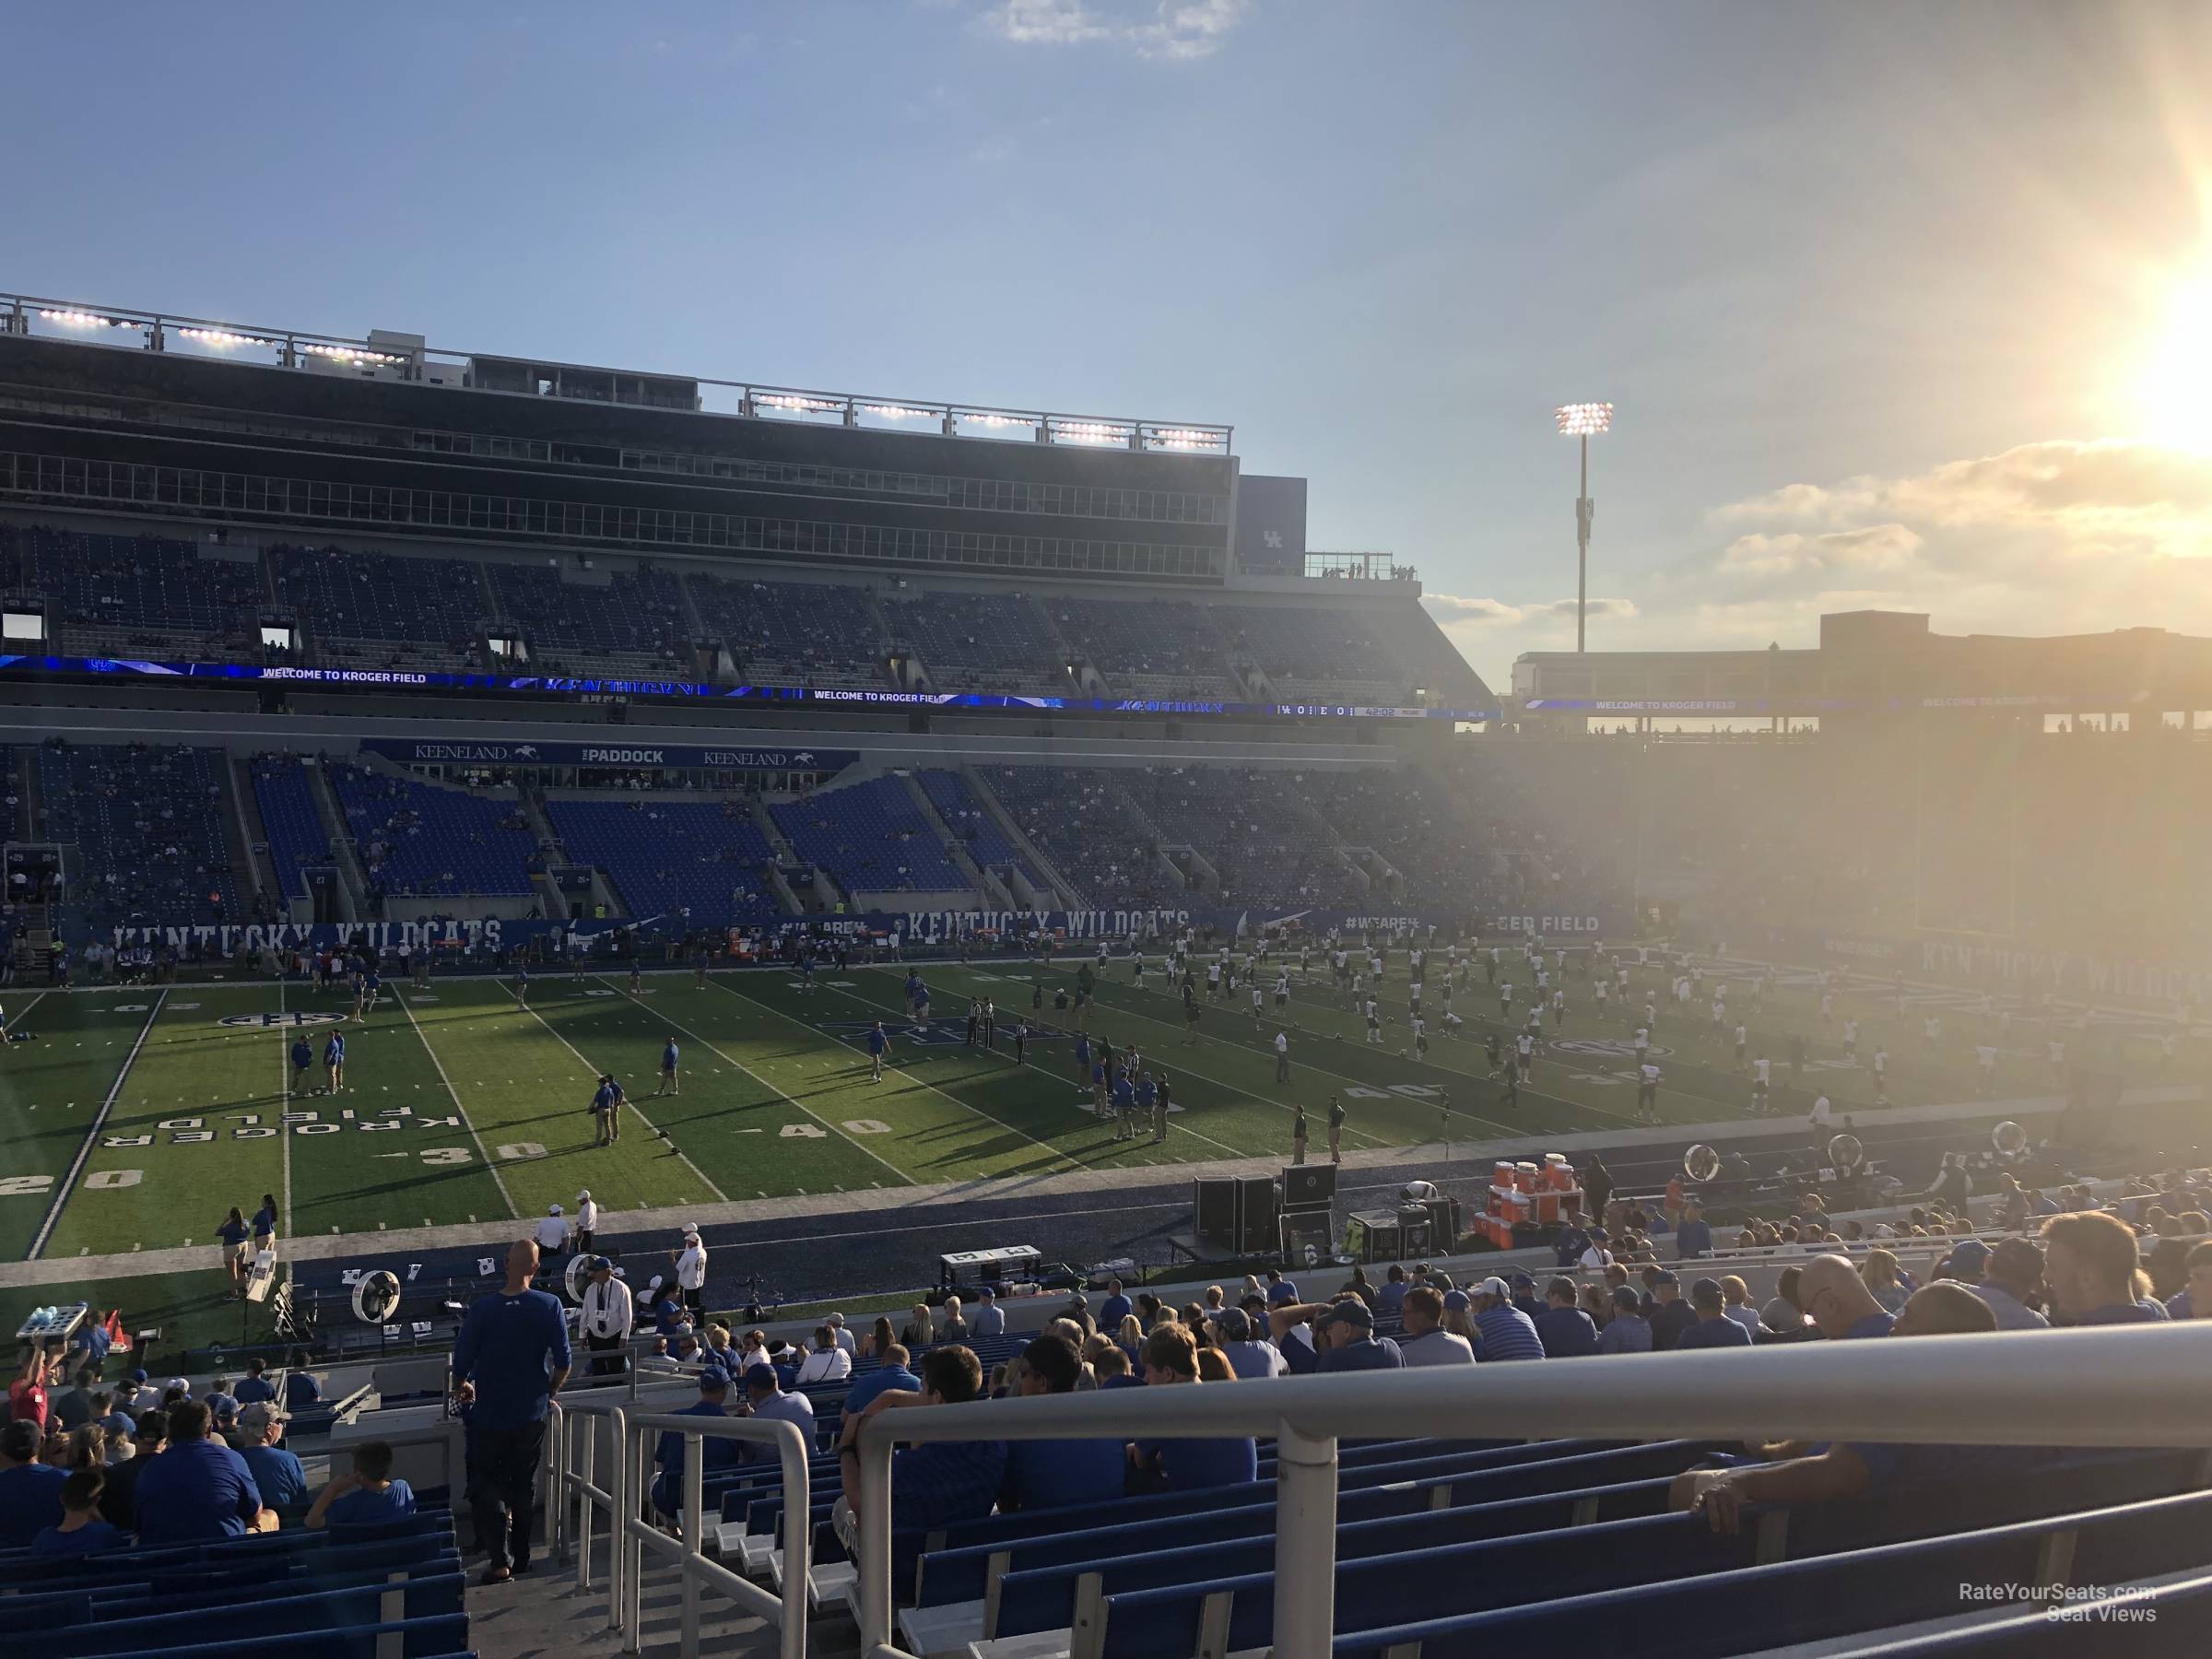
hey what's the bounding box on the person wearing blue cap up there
[653,1369,743,1522]
[1597,1286,1653,1354]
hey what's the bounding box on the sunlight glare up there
[2137,258,2212,452]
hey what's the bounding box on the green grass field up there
[0,949,2194,1265]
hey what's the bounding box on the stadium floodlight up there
[39,308,131,329]
[859,403,935,420]
[1554,402,1614,652]
[178,327,276,349]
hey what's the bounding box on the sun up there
[2136,262,2212,452]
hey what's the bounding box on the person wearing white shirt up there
[573,1190,599,1254]
[1810,1093,1833,1131]
[794,1328,853,1386]
[675,1230,708,1314]
[826,1312,856,1358]
[579,1257,634,1377]
[534,1205,570,1257]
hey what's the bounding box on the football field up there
[0,948,2194,1264]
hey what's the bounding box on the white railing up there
[847,1324,2212,1659]
[618,1410,813,1659]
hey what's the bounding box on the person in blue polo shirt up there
[1534,1277,1599,1358]
[1471,1278,1545,1361]
[2042,1211,2171,1325]
[1675,1278,1755,1349]
[452,1237,571,1583]
[289,1032,313,1091]
[323,1030,346,1094]
[0,1418,65,1547]
[1675,1201,1713,1261]
[1316,1300,1403,1371]
[865,1020,888,1082]
[655,1036,680,1097]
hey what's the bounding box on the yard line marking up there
[501,980,728,1202]
[277,975,294,1242]
[595,976,910,1187]
[29,991,167,1260]
[394,989,518,1220]
[2,992,48,1038]
[713,976,1098,1175]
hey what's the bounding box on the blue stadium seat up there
[976,767,1179,908]
[547,796,781,926]
[687,572,889,687]
[328,764,540,898]
[253,754,334,898]
[484,560,689,675]
[270,544,489,669]
[771,775,973,897]
[917,771,1040,889]
[881,591,1066,694]
[39,743,246,928]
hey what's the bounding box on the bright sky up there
[7,0,2212,686]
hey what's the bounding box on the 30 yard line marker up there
[29,991,167,1260]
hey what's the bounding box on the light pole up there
[1554,402,1613,652]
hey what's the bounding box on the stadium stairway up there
[230,753,286,908]
[304,758,372,916]
[900,772,1018,910]
[961,768,1083,909]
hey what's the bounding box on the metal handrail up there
[622,1409,814,1659]
[850,1324,2212,1659]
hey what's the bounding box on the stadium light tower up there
[1554,402,1613,652]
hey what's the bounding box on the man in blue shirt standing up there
[865,1021,888,1083]
[323,1030,346,1095]
[133,1399,272,1544]
[289,1032,313,1093]
[452,1237,572,1583]
[1675,1201,1713,1261]
[1098,1278,1133,1329]
[655,1036,680,1097]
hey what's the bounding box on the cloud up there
[1713,441,2212,541]
[1714,523,1924,581]
[1523,596,1639,623]
[1421,593,1524,626]
[975,0,1247,59]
